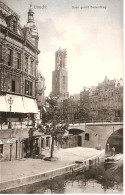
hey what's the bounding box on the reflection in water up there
[1,164,123,194]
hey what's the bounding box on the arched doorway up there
[68,128,84,135]
[67,128,84,147]
[85,133,90,141]
[106,128,123,155]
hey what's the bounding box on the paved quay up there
[0,147,105,192]
[0,147,104,183]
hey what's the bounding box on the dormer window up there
[6,15,18,33]
[13,20,16,32]
[12,17,17,32]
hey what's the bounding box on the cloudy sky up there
[2,0,123,95]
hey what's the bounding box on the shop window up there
[0,144,3,153]
[12,80,15,92]
[85,133,89,141]
[8,48,13,66]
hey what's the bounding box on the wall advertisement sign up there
[0,137,16,144]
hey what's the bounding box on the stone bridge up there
[68,122,123,149]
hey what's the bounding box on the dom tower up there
[52,48,69,99]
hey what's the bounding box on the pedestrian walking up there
[112,147,115,156]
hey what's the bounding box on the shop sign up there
[0,137,16,144]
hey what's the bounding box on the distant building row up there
[58,76,123,123]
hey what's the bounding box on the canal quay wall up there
[0,149,105,192]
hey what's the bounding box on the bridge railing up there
[69,122,123,127]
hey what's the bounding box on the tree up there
[40,96,69,158]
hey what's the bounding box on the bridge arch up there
[98,127,123,149]
[68,123,123,149]
[105,128,123,154]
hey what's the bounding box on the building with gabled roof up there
[0,1,40,126]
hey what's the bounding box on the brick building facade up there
[0,2,47,161]
[0,2,40,124]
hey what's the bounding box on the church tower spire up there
[26,4,38,36]
[23,3,39,47]
[52,48,69,99]
[27,4,34,24]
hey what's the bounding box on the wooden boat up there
[105,153,123,166]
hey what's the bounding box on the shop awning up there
[0,95,8,112]
[0,94,38,114]
[23,97,38,114]
[5,94,27,113]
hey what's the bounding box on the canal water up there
[1,164,123,194]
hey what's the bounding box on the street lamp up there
[8,97,13,129]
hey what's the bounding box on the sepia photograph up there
[0,0,123,194]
